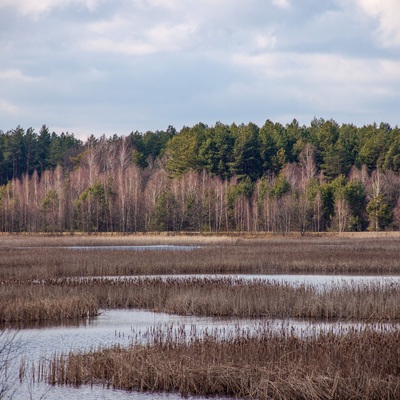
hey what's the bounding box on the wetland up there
[2,234,400,399]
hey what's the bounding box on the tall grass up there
[0,284,98,322]
[1,235,400,282]
[40,325,400,399]
[3,278,400,322]
[5,234,400,398]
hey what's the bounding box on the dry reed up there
[1,235,400,282]
[6,234,400,398]
[39,325,400,399]
[3,277,400,322]
[0,284,98,322]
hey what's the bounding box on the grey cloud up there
[1,0,399,136]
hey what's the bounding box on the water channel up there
[49,273,400,292]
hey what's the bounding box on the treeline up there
[0,125,175,186]
[0,118,400,233]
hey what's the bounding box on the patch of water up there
[9,310,230,400]
[10,380,201,400]
[6,308,397,399]
[56,274,400,289]
[67,245,201,251]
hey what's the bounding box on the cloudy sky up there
[1,0,400,138]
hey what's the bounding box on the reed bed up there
[3,277,400,322]
[1,235,400,282]
[39,325,400,399]
[0,284,98,322]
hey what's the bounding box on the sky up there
[1,0,400,139]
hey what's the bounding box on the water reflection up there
[55,273,400,289]
[67,245,201,251]
[13,309,398,368]
[1,316,94,330]
[12,310,230,400]
[8,308,398,399]
[142,273,400,287]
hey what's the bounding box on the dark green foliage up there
[165,126,201,175]
[230,122,262,181]
[383,128,400,172]
[366,194,392,231]
[151,190,179,231]
[48,132,82,170]
[319,182,335,229]
[271,174,290,198]
[259,120,279,173]
[1,119,399,185]
[0,125,83,185]
[357,123,390,172]
[198,122,234,179]
[129,131,147,168]
[75,181,113,232]
[344,180,367,231]
[38,125,51,173]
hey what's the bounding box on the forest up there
[0,118,400,233]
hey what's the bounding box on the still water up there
[55,273,400,289]
[7,272,400,399]
[6,308,397,400]
[9,310,235,400]
[4,243,400,399]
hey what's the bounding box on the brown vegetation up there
[1,234,400,282]
[41,326,400,399]
[2,277,400,323]
[1,235,400,323]
[5,234,400,398]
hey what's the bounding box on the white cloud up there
[83,38,154,56]
[0,0,100,15]
[1,0,400,133]
[355,0,400,47]
[0,99,19,114]
[254,32,277,51]
[83,17,197,55]
[142,0,181,10]
[272,0,291,9]
[146,23,197,50]
[0,69,36,82]
[87,15,128,35]
[232,51,400,85]
[230,50,400,117]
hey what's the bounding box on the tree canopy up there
[1,118,400,233]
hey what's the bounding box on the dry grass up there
[1,234,400,282]
[3,277,400,322]
[6,234,400,398]
[39,325,400,399]
[1,234,400,322]
[0,285,98,322]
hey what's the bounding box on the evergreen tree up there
[230,122,262,181]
